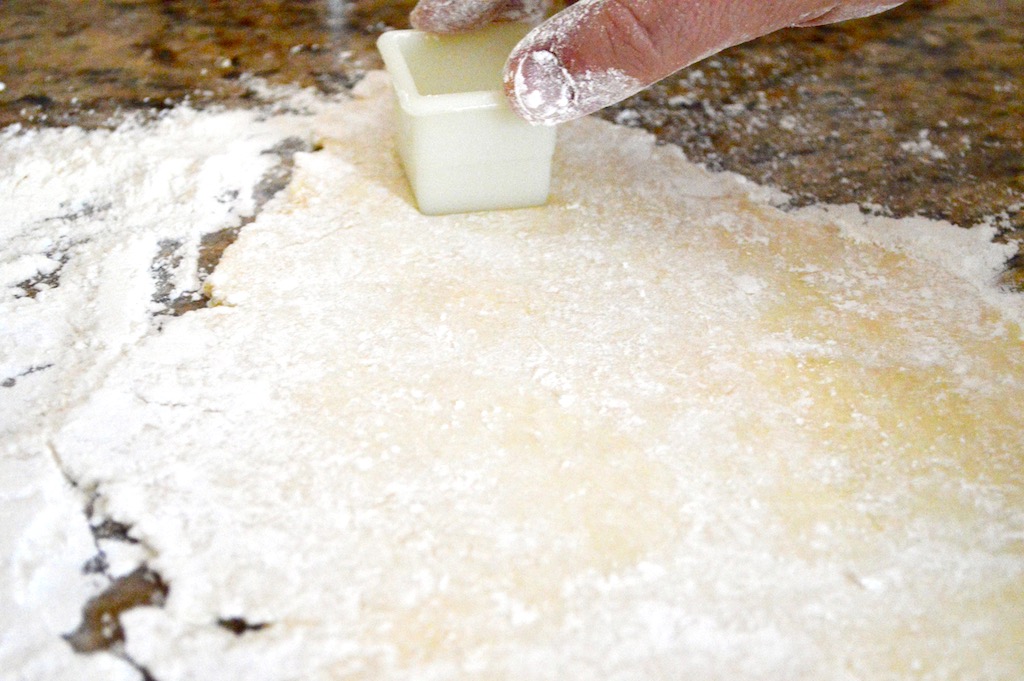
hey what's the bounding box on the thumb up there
[504,0,903,125]
[411,0,549,33]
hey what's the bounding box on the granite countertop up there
[2,0,1021,285]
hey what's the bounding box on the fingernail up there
[507,50,576,126]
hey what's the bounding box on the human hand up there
[410,0,904,125]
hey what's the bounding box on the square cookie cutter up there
[377,23,557,215]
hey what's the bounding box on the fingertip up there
[504,20,646,125]
[505,49,576,125]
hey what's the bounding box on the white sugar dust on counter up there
[2,71,1023,681]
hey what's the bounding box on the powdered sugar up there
[2,73,1023,680]
[0,102,317,443]
[899,129,949,161]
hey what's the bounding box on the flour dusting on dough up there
[1,72,1023,680]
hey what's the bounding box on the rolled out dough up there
[16,73,1024,679]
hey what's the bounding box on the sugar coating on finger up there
[507,0,645,124]
[571,67,644,118]
[510,49,642,124]
[494,0,550,24]
[510,50,573,120]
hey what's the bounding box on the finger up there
[494,0,550,24]
[504,0,904,124]
[411,0,508,33]
[795,2,905,26]
[411,0,548,33]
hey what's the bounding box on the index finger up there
[504,0,906,124]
